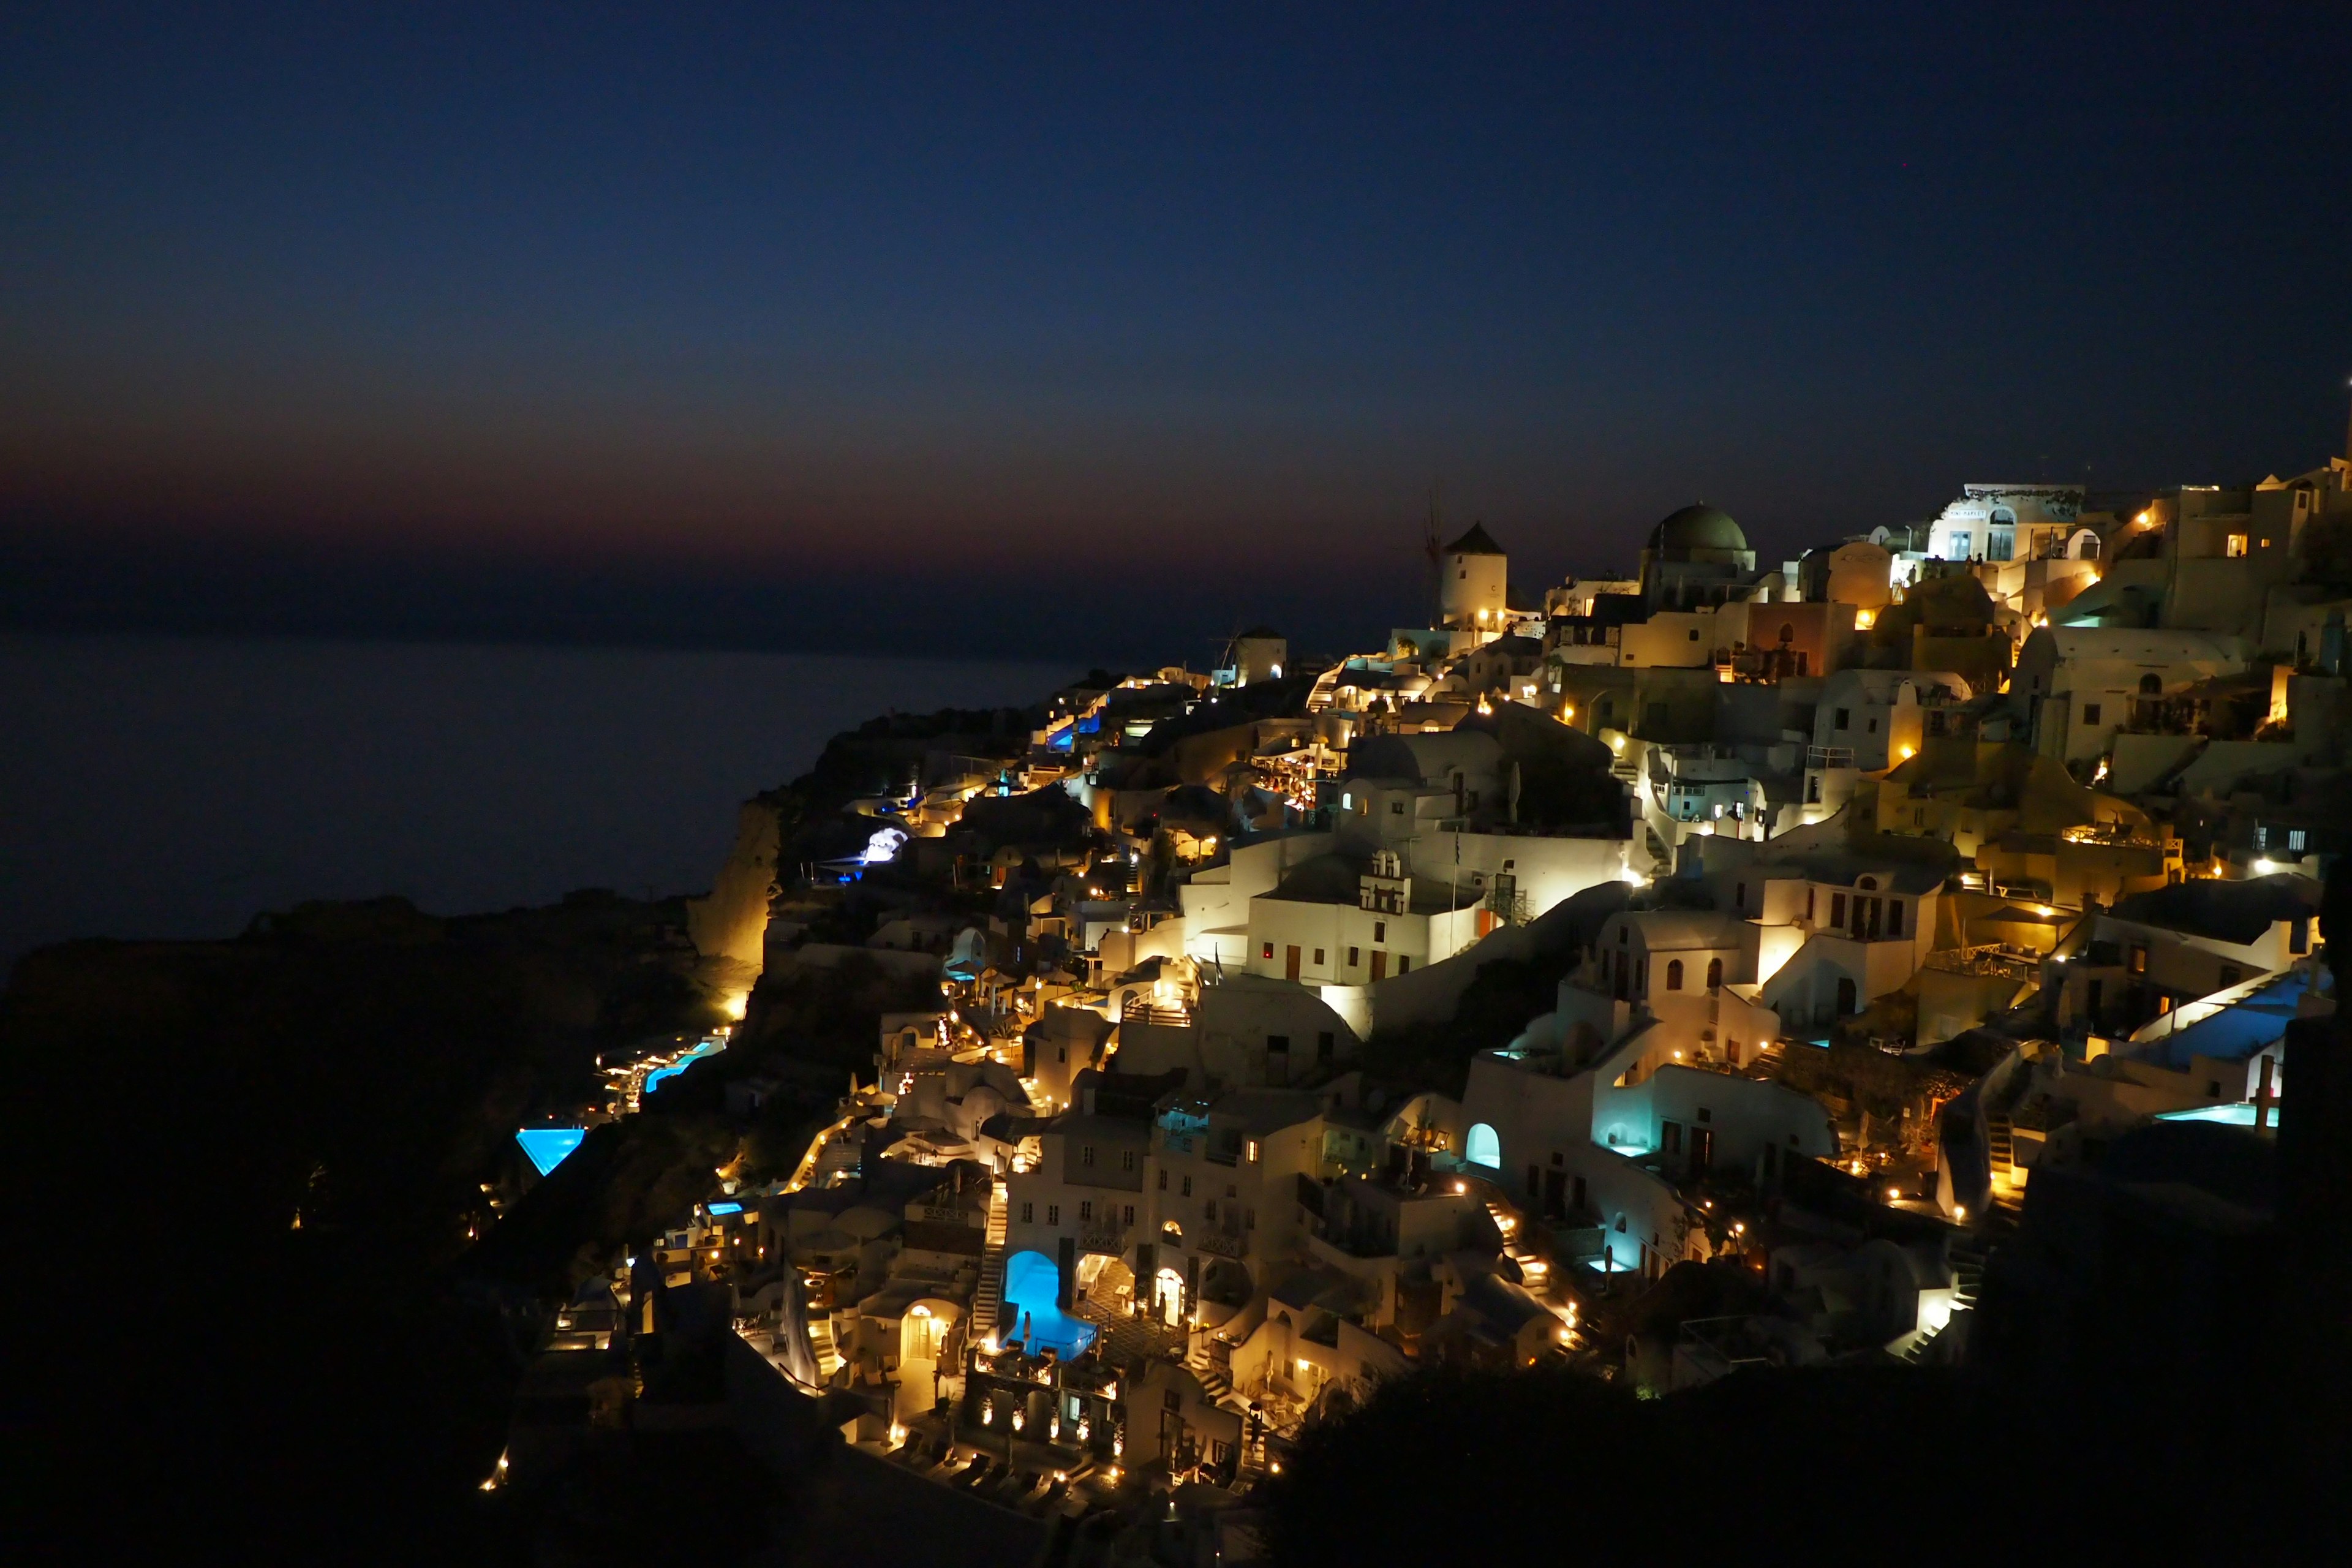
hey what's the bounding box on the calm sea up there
[0,633,1071,976]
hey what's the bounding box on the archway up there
[1465,1122,1502,1169]
[1154,1265,1188,1326]
[901,1299,957,1365]
[1836,977,1858,1016]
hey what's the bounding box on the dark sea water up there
[0,633,1070,976]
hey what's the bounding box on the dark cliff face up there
[4,892,705,1558]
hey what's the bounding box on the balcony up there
[1078,1221,1131,1254]
[1806,746,1856,770]
[1121,995,1191,1028]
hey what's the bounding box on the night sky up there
[6,4,2349,660]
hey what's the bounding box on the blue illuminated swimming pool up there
[516,1126,587,1175]
[645,1037,723,1093]
[998,1250,1098,1356]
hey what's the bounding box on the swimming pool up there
[644,1036,724,1093]
[516,1126,587,1176]
[998,1250,1098,1357]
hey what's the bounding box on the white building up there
[1923,484,2086,564]
[1439,523,1510,635]
[2011,627,2250,765]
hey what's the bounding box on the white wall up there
[1442,550,1509,628]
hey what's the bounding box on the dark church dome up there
[1650,504,1747,554]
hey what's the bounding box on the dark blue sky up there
[4,3,2348,660]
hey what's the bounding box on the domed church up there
[1638,503,1760,609]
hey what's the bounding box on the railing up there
[1121,996,1191,1027]
[1078,1222,1131,1254]
[1197,1229,1249,1259]
[1806,746,1856,769]
[1925,943,2044,978]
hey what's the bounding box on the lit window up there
[2226,533,2248,557]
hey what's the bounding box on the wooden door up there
[1284,945,1302,981]
[1370,951,1387,981]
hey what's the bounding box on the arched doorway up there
[1154,1265,1188,1327]
[1836,976,1858,1016]
[1466,1122,1502,1169]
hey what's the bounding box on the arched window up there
[2138,673,2163,695]
[1858,876,1877,891]
[1778,623,1795,645]
[1465,1123,1502,1169]
[1666,959,1684,991]
[1706,957,1723,990]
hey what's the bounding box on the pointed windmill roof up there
[1444,522,1506,556]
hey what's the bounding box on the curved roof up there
[1649,504,1747,553]
[1444,522,1506,556]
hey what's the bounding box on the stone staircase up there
[1897,1232,1990,1365]
[1187,1340,1234,1403]
[1482,1197,1556,1298]
[809,1313,842,1379]
[971,1180,1009,1344]
[1986,1115,2026,1219]
[1948,1236,1987,1312]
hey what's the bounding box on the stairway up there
[1482,1197,1558,1302]
[809,1314,842,1378]
[1187,1341,1234,1403]
[971,1180,1009,1343]
[1948,1237,1986,1312]
[1985,1115,2026,1219]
